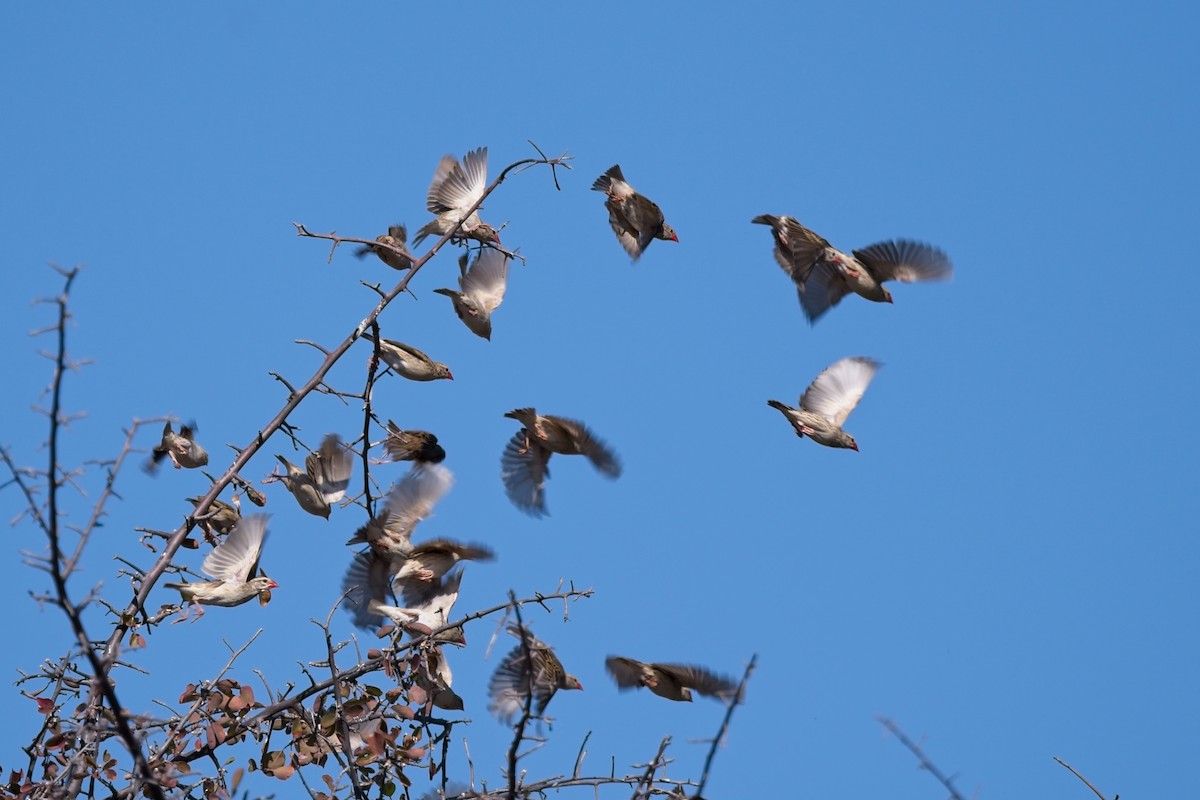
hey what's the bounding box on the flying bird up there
[489,623,582,723]
[273,434,353,518]
[342,550,466,643]
[361,334,453,381]
[356,224,414,271]
[592,164,678,260]
[500,408,622,517]
[604,656,738,702]
[383,420,446,464]
[752,215,952,323]
[433,249,509,340]
[164,514,277,620]
[347,464,455,561]
[414,147,500,247]
[146,421,208,472]
[767,356,881,451]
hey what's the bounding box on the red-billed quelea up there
[752,215,952,323]
[187,496,241,540]
[604,656,738,703]
[164,514,277,620]
[384,420,446,464]
[361,333,453,381]
[273,434,353,518]
[592,164,678,261]
[489,623,582,724]
[356,224,413,272]
[146,421,208,472]
[347,464,454,563]
[767,356,882,451]
[500,408,622,517]
[342,550,466,643]
[413,147,499,247]
[433,249,508,340]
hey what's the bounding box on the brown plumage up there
[384,420,446,464]
[356,224,414,271]
[146,421,208,472]
[361,334,453,381]
[489,623,582,723]
[592,164,678,261]
[273,434,353,518]
[500,408,621,517]
[604,656,737,702]
[164,515,277,620]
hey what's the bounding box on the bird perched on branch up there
[383,420,446,464]
[751,215,952,323]
[414,147,500,247]
[500,408,622,517]
[433,249,509,340]
[187,496,241,539]
[489,623,582,723]
[361,334,453,382]
[604,656,738,702]
[164,514,277,620]
[767,356,881,451]
[592,164,678,261]
[356,224,413,272]
[272,434,353,518]
[146,421,208,472]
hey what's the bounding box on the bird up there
[767,356,881,451]
[591,164,678,261]
[411,642,465,711]
[346,464,455,561]
[383,420,446,464]
[341,550,467,644]
[187,496,241,539]
[489,623,582,723]
[433,248,509,340]
[604,656,738,702]
[361,334,453,381]
[751,215,953,323]
[146,421,208,472]
[500,408,622,517]
[356,224,413,272]
[413,147,500,247]
[273,434,354,518]
[164,514,277,620]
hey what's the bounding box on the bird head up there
[564,675,584,691]
[681,688,694,702]
[435,363,454,381]
[882,287,894,303]
[661,223,679,242]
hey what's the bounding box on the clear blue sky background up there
[3,3,1197,798]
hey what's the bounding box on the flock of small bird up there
[151,145,953,723]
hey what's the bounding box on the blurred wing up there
[462,248,509,312]
[341,549,393,631]
[489,643,531,723]
[853,240,953,283]
[797,260,850,323]
[656,663,739,698]
[604,656,646,690]
[552,416,622,478]
[202,514,268,582]
[800,356,882,426]
[399,568,462,624]
[384,463,455,539]
[411,539,496,563]
[501,430,550,517]
[605,203,644,259]
[308,433,353,504]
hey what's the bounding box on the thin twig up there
[877,716,968,800]
[1054,756,1114,800]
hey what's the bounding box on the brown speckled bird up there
[489,623,582,723]
[146,421,208,472]
[604,656,738,702]
[187,496,241,539]
[164,514,277,620]
[413,147,499,247]
[384,420,446,464]
[433,249,509,340]
[768,356,881,451]
[752,215,952,323]
[356,224,414,271]
[592,164,678,261]
[361,334,453,382]
[500,408,622,517]
[273,434,353,518]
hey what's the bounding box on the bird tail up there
[412,221,440,247]
[590,164,624,193]
[751,214,779,226]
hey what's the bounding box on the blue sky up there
[2,2,1197,798]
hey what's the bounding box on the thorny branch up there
[1054,756,1117,800]
[877,716,969,800]
[692,653,756,800]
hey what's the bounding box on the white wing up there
[202,514,268,582]
[381,463,455,538]
[428,147,488,215]
[462,248,509,313]
[799,357,881,427]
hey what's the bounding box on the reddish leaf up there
[33,697,54,715]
